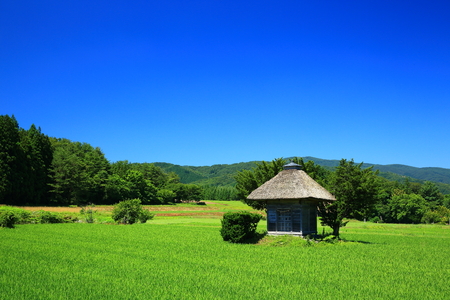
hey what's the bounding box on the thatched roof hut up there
[247,162,335,236]
[247,162,335,201]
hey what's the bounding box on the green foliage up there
[419,181,444,208]
[300,157,450,186]
[0,115,52,205]
[111,161,174,189]
[0,210,18,228]
[319,159,380,236]
[156,189,176,204]
[106,162,171,204]
[0,206,31,224]
[111,199,154,224]
[0,206,77,225]
[104,174,131,204]
[201,185,238,200]
[152,162,207,183]
[18,124,53,205]
[387,194,428,223]
[138,209,155,223]
[4,114,450,224]
[80,204,96,223]
[156,158,450,195]
[369,216,383,223]
[154,161,258,186]
[421,210,441,224]
[30,210,67,224]
[235,158,287,210]
[123,170,158,204]
[422,206,450,225]
[169,183,203,202]
[220,211,262,243]
[129,162,173,188]
[0,115,21,204]
[48,138,109,205]
[444,194,450,208]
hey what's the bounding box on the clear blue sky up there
[1,1,449,168]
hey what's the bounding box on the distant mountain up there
[301,157,450,184]
[153,161,258,186]
[153,157,450,194]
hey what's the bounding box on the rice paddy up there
[1,202,449,299]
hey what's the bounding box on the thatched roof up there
[247,166,336,202]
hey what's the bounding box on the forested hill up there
[302,157,450,184]
[153,157,450,193]
[153,161,259,186]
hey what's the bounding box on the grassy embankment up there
[1,201,449,299]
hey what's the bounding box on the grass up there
[1,202,450,299]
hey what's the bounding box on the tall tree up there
[123,169,158,204]
[0,115,22,204]
[106,161,165,204]
[318,159,380,236]
[19,125,53,205]
[49,139,109,205]
[419,181,444,209]
[170,183,203,202]
[110,160,132,178]
[104,174,131,204]
[387,193,428,223]
[130,163,169,188]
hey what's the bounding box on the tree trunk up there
[332,225,340,237]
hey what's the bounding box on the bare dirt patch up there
[146,206,217,211]
[15,206,113,213]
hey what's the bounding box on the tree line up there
[0,115,204,206]
[236,158,450,236]
[3,114,450,230]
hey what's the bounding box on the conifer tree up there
[0,115,23,204]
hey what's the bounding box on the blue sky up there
[1,1,449,168]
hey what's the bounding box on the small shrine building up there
[247,162,335,236]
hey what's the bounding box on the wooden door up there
[277,209,292,232]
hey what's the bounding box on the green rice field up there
[1,202,450,299]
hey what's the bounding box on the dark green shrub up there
[422,206,450,224]
[0,210,18,228]
[421,211,440,224]
[369,216,383,223]
[0,207,75,225]
[0,206,31,224]
[138,209,155,223]
[220,211,262,243]
[112,199,154,224]
[30,210,66,224]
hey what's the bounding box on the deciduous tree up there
[387,193,428,223]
